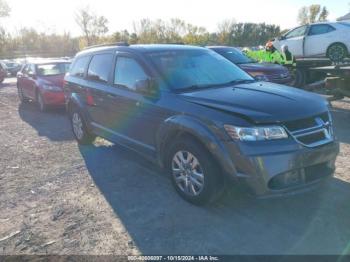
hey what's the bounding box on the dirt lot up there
[0,77,349,255]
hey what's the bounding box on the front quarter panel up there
[156,114,238,179]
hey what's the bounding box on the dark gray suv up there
[64,44,339,205]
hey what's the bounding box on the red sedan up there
[17,60,71,111]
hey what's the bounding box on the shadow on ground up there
[18,102,74,142]
[79,143,350,255]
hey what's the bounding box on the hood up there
[239,62,288,74]
[38,74,65,88]
[180,82,328,124]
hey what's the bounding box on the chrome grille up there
[284,112,334,147]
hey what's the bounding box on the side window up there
[28,64,35,75]
[308,24,335,36]
[87,54,114,83]
[22,65,29,74]
[70,56,90,78]
[285,25,307,39]
[114,57,148,90]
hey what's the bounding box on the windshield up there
[216,48,254,64]
[146,49,253,91]
[6,62,19,68]
[36,63,71,76]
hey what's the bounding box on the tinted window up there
[308,24,335,36]
[216,48,254,64]
[285,25,307,39]
[87,54,114,83]
[114,57,148,90]
[37,63,70,76]
[70,56,90,78]
[147,49,253,91]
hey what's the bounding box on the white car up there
[273,22,350,61]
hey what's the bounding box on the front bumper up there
[224,139,339,197]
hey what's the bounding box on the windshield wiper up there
[220,79,256,86]
[176,84,220,92]
[176,79,256,93]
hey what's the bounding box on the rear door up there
[304,24,337,56]
[84,52,115,128]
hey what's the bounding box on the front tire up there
[70,108,96,145]
[17,85,28,103]
[166,137,224,205]
[37,91,47,112]
[327,43,348,62]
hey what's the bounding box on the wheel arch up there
[66,93,94,133]
[156,115,238,179]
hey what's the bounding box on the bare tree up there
[217,19,236,45]
[0,0,10,18]
[297,4,329,25]
[75,6,109,46]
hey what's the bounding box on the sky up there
[2,0,349,36]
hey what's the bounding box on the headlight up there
[42,84,62,92]
[249,72,269,82]
[224,125,288,141]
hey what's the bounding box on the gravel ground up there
[0,78,349,255]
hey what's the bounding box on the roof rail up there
[83,42,129,50]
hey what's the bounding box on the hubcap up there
[72,112,84,140]
[172,151,204,196]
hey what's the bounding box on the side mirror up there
[134,78,158,95]
[278,35,286,41]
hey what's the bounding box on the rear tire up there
[327,43,348,62]
[166,137,224,205]
[69,107,96,145]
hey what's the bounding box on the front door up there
[279,25,308,57]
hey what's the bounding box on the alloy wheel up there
[328,45,346,62]
[72,112,84,140]
[171,150,205,196]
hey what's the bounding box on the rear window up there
[70,56,90,78]
[37,63,70,76]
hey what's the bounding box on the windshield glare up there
[146,49,253,91]
[37,63,71,76]
[218,48,254,64]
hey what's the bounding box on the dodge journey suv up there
[64,44,339,205]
